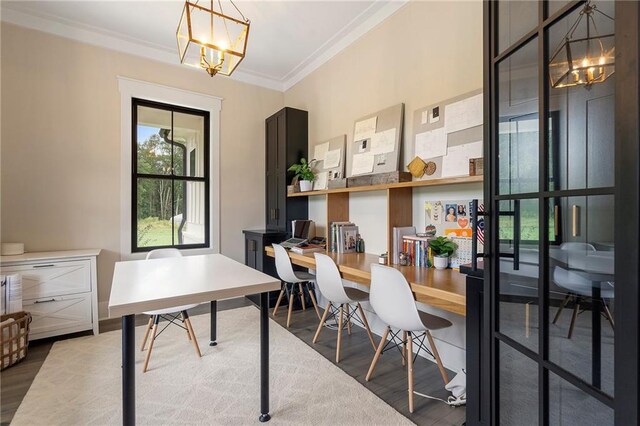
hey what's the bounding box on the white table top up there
[108,254,280,317]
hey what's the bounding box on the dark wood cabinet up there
[265,107,309,235]
[243,229,286,307]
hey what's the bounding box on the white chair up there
[366,264,452,413]
[552,242,614,338]
[140,249,202,372]
[312,253,377,362]
[272,244,320,327]
[552,266,615,338]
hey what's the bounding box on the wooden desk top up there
[265,247,466,316]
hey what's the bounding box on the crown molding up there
[281,0,408,91]
[1,1,408,93]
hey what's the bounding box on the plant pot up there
[433,255,449,270]
[299,180,313,192]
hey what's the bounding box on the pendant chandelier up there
[549,1,614,89]
[177,0,250,77]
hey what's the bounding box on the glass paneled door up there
[484,1,640,424]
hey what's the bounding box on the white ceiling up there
[1,0,407,91]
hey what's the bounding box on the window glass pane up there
[548,195,614,395]
[498,38,539,195]
[136,177,175,248]
[137,106,172,176]
[172,111,205,178]
[548,2,615,190]
[174,181,206,245]
[498,199,539,352]
[499,341,539,425]
[497,1,537,54]
[549,372,613,425]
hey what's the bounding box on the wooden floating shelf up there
[288,175,483,197]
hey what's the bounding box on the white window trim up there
[118,76,221,260]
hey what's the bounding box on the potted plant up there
[429,236,458,270]
[288,158,316,192]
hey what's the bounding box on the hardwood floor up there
[1,297,465,426]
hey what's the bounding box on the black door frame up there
[482,0,640,424]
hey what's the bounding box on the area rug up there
[11,306,413,425]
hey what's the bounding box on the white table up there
[109,254,281,425]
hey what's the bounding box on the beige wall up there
[284,0,483,159]
[1,23,283,316]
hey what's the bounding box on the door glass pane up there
[497,1,538,54]
[548,195,614,396]
[548,1,615,190]
[136,177,174,248]
[499,341,539,425]
[498,198,539,352]
[136,105,172,176]
[547,0,571,18]
[549,372,614,425]
[498,38,539,195]
[172,111,205,178]
[175,181,206,245]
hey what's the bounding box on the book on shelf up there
[290,244,325,254]
[329,221,360,254]
[402,235,434,267]
[392,226,416,264]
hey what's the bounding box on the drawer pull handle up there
[34,298,56,304]
[33,264,55,269]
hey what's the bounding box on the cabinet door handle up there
[274,208,279,220]
[33,264,55,269]
[572,205,580,237]
[249,240,257,252]
[34,298,56,304]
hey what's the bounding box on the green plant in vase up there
[288,158,316,192]
[429,236,458,269]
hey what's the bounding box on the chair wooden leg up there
[140,316,153,351]
[313,302,332,343]
[552,293,572,324]
[181,312,191,341]
[336,304,344,363]
[366,326,390,381]
[602,298,615,329]
[357,303,376,350]
[307,284,321,319]
[273,288,285,316]
[183,316,202,358]
[287,289,295,328]
[426,330,449,385]
[568,298,581,339]
[402,331,408,366]
[346,305,352,335]
[298,283,306,310]
[408,332,415,413]
[143,316,159,373]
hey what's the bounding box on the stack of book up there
[329,221,359,253]
[290,244,325,255]
[402,235,434,267]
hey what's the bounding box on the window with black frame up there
[132,98,210,252]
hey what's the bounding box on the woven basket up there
[1,311,31,370]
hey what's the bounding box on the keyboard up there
[280,238,307,249]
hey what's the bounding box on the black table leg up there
[122,314,135,426]
[259,292,270,422]
[592,286,601,388]
[210,300,218,346]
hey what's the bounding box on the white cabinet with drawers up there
[1,249,100,340]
